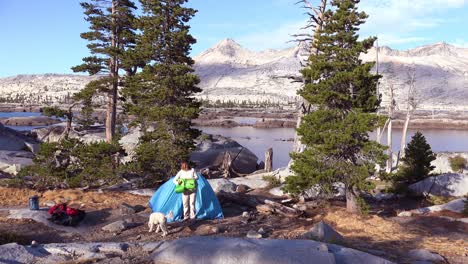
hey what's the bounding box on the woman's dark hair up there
[180,161,190,170]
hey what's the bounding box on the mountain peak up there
[211,38,243,57]
[216,38,241,47]
[408,42,458,57]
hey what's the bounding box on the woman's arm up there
[173,171,182,184]
[192,169,198,180]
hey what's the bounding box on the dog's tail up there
[166,211,174,220]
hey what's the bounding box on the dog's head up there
[166,211,174,220]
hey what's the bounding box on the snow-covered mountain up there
[1,40,467,110]
[196,40,468,110]
[194,38,306,104]
[0,74,98,104]
[361,42,468,110]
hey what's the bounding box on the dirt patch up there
[0,187,149,210]
[0,187,467,263]
[324,207,468,263]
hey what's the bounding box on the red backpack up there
[48,203,86,226]
[48,203,67,215]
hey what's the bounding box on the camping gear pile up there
[48,203,86,227]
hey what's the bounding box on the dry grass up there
[324,207,468,262]
[0,187,149,209]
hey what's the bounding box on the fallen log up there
[264,199,302,218]
[217,191,262,208]
[217,192,302,218]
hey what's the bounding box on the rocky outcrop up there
[409,173,468,197]
[119,127,142,162]
[191,134,259,174]
[300,221,344,244]
[0,123,38,152]
[0,243,49,263]
[0,237,395,264]
[31,125,69,142]
[432,152,468,174]
[253,119,296,128]
[31,125,106,143]
[208,173,270,190]
[151,236,394,264]
[193,119,241,128]
[0,116,60,126]
[407,249,445,263]
[0,150,34,175]
[399,198,467,217]
[215,179,238,193]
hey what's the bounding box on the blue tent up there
[148,173,224,222]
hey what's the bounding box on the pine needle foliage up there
[122,0,201,181]
[284,0,386,213]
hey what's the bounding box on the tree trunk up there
[61,105,75,140]
[386,119,393,173]
[105,0,119,143]
[376,126,381,144]
[264,148,273,172]
[222,151,233,178]
[398,112,411,163]
[345,186,360,214]
[386,85,394,173]
[288,0,327,168]
[289,102,308,168]
[376,118,390,144]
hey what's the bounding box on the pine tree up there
[396,132,436,184]
[284,0,386,213]
[122,0,201,182]
[72,0,138,142]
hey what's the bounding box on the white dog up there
[148,211,174,237]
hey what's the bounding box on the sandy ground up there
[0,187,467,263]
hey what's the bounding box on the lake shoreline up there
[2,105,468,130]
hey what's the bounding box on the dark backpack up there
[48,203,86,227]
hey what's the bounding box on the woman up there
[173,161,198,220]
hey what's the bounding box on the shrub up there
[262,175,281,188]
[426,195,452,205]
[448,155,467,173]
[463,196,468,217]
[18,139,123,189]
[394,132,436,185]
[356,196,370,216]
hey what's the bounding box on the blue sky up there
[0,0,467,77]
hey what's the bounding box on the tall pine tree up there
[284,0,386,213]
[122,0,201,181]
[73,0,138,142]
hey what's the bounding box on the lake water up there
[3,112,468,169]
[198,127,468,169]
[198,126,295,170]
[0,112,42,118]
[0,112,46,131]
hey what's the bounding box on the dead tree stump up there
[264,148,273,172]
[222,151,233,178]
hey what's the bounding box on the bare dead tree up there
[386,84,396,173]
[397,66,420,165]
[289,0,328,163]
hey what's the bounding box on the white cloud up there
[361,0,467,46]
[235,0,467,51]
